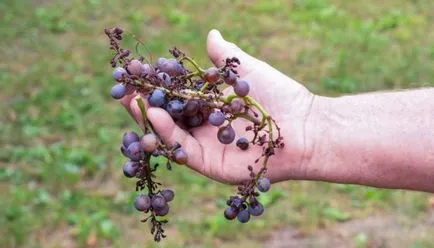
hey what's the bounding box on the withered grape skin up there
[173,148,188,164]
[111,83,126,99]
[234,80,250,97]
[157,72,172,87]
[157,58,183,76]
[217,125,236,144]
[128,59,143,76]
[134,195,151,211]
[208,110,225,126]
[257,178,271,192]
[123,131,140,148]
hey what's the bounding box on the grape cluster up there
[105,27,283,242]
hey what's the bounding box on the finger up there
[146,107,204,172]
[206,29,262,76]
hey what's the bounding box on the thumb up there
[206,29,262,77]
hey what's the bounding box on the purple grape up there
[112,67,128,82]
[140,133,158,152]
[217,125,236,144]
[157,72,172,87]
[166,100,184,119]
[141,63,155,76]
[230,98,244,113]
[120,144,128,157]
[110,83,126,99]
[185,114,203,128]
[233,80,250,97]
[183,100,199,117]
[160,189,174,202]
[151,195,167,209]
[203,67,219,83]
[248,202,264,216]
[237,209,250,223]
[134,194,151,211]
[223,70,237,85]
[156,58,183,76]
[127,59,142,76]
[148,89,166,107]
[173,148,188,164]
[126,141,143,161]
[123,160,138,178]
[122,131,140,148]
[257,177,271,192]
[208,110,225,126]
[230,197,243,209]
[155,203,169,216]
[236,137,249,150]
[224,207,238,220]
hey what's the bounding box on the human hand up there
[120,30,319,185]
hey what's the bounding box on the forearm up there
[307,88,434,192]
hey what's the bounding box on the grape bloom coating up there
[104,27,284,242]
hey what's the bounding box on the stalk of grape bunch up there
[104,27,284,242]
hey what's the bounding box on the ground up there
[1,0,433,247]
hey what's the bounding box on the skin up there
[120,30,434,193]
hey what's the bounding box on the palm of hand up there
[122,30,314,184]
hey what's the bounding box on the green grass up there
[1,0,433,247]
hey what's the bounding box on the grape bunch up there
[105,27,284,241]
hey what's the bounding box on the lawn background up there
[1,0,433,247]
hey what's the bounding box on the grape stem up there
[179,56,205,73]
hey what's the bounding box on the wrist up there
[301,94,341,182]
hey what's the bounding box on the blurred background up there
[1,0,433,247]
